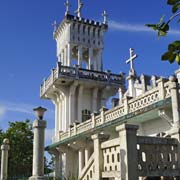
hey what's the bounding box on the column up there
[169,76,180,126]
[64,46,67,66]
[0,139,10,180]
[78,86,84,122]
[85,147,90,166]
[55,99,60,135]
[29,119,46,179]
[118,88,123,104]
[78,148,85,175]
[88,47,93,70]
[92,88,98,112]
[157,78,165,100]
[91,134,103,180]
[64,95,69,130]
[78,46,83,67]
[67,43,71,67]
[116,124,139,180]
[140,74,146,93]
[127,71,136,97]
[97,49,103,71]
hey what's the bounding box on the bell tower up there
[40,0,125,141]
[54,0,108,71]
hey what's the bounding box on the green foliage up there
[146,0,180,64]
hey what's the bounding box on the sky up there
[0,0,180,145]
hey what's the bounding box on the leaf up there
[162,51,173,60]
[168,53,176,63]
[145,24,159,31]
[176,54,180,64]
[168,44,176,51]
[172,3,180,13]
[172,40,180,47]
[158,30,167,36]
[167,0,179,5]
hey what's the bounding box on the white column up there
[67,44,71,67]
[29,119,46,180]
[78,86,84,122]
[169,76,180,125]
[54,100,59,135]
[78,148,85,175]
[92,88,98,112]
[61,97,65,131]
[64,95,69,130]
[0,139,10,180]
[127,72,136,97]
[85,147,90,166]
[97,49,102,71]
[64,46,67,66]
[91,134,103,179]
[78,46,83,67]
[88,48,93,70]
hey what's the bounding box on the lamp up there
[33,106,47,120]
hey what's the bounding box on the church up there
[42,0,180,179]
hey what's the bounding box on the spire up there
[64,0,71,15]
[52,20,57,32]
[75,0,83,18]
[102,10,108,24]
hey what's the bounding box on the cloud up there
[0,106,6,118]
[45,128,54,144]
[108,20,180,36]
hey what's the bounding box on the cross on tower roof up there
[75,0,83,18]
[126,48,138,72]
[64,0,71,15]
[52,20,57,32]
[102,10,108,24]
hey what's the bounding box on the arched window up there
[82,109,91,122]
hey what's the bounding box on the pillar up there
[92,88,98,112]
[29,119,46,180]
[157,78,165,100]
[78,86,84,122]
[88,48,93,70]
[78,148,85,175]
[85,147,90,166]
[169,76,180,126]
[78,46,83,67]
[0,139,10,180]
[91,134,103,179]
[97,49,102,71]
[67,44,71,67]
[116,124,139,180]
[140,74,146,93]
[127,71,136,97]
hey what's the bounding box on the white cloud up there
[45,128,54,144]
[0,106,6,118]
[109,20,180,36]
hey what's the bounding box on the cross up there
[64,0,71,15]
[52,20,57,32]
[102,10,108,24]
[75,0,83,18]
[126,48,138,71]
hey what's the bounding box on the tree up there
[0,120,34,177]
[146,0,180,64]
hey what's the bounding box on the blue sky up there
[0,0,179,144]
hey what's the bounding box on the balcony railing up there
[40,62,125,96]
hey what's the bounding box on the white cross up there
[75,0,83,18]
[64,0,71,15]
[126,48,138,70]
[102,10,108,24]
[52,20,57,32]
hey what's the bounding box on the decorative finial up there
[102,10,108,24]
[64,0,71,15]
[126,48,138,72]
[75,0,83,18]
[52,20,57,32]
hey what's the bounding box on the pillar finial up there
[64,0,71,15]
[52,20,57,32]
[102,10,108,24]
[75,0,83,18]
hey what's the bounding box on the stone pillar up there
[0,139,10,180]
[157,78,165,100]
[88,48,93,70]
[78,148,85,175]
[116,124,139,180]
[92,88,98,112]
[97,49,103,71]
[67,43,71,66]
[78,86,84,122]
[118,88,123,105]
[29,119,47,180]
[140,74,146,93]
[78,46,83,67]
[169,76,180,126]
[127,71,136,97]
[85,147,90,166]
[91,134,103,180]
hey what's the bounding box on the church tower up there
[40,0,125,141]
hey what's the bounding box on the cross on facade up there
[126,48,138,71]
[52,20,57,32]
[75,0,83,18]
[102,10,108,24]
[64,0,71,15]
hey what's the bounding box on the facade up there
[42,1,180,179]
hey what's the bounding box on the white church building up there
[41,1,180,179]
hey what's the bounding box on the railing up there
[58,78,172,142]
[137,136,179,177]
[40,63,125,96]
[79,153,95,180]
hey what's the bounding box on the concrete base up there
[29,176,47,180]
